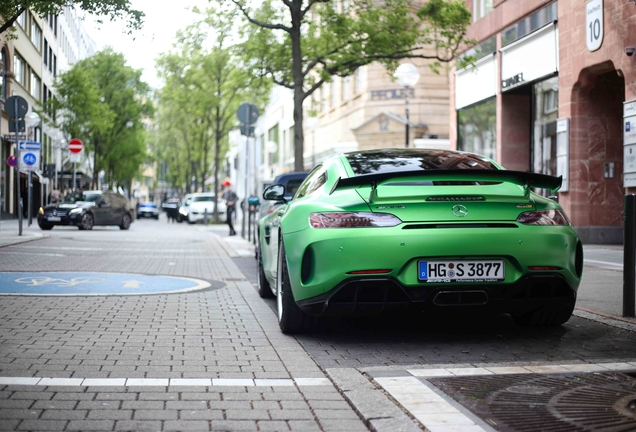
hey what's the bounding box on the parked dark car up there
[137,202,160,219]
[37,190,134,231]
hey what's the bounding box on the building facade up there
[1,7,96,219]
[451,0,636,244]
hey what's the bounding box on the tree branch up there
[228,0,291,33]
[301,0,329,18]
[0,7,26,35]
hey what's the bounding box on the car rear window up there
[346,149,498,175]
[193,196,215,202]
[140,203,157,208]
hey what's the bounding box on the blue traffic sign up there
[22,152,37,166]
[0,272,218,296]
[18,141,41,151]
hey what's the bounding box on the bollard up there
[623,194,636,317]
[203,208,209,225]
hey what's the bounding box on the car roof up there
[273,172,309,183]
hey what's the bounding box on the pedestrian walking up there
[221,179,238,236]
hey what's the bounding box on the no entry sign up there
[68,138,83,154]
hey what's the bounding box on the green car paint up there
[258,149,583,332]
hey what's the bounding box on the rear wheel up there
[513,301,575,326]
[119,213,132,230]
[276,240,321,333]
[257,245,274,298]
[79,213,93,230]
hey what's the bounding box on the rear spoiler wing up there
[329,169,562,195]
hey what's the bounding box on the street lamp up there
[394,63,420,148]
[25,112,40,226]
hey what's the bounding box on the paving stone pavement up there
[0,222,378,431]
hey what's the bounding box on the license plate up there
[47,216,61,222]
[418,260,504,282]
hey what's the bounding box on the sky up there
[83,0,211,89]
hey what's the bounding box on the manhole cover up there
[429,372,636,431]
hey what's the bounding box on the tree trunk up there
[291,1,305,172]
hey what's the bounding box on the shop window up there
[473,0,493,21]
[457,98,496,161]
[502,2,557,47]
[532,77,559,183]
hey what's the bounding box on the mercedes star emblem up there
[452,204,468,217]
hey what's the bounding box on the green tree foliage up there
[0,0,143,37]
[155,6,270,219]
[50,48,153,189]
[229,0,472,171]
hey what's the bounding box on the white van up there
[184,192,227,224]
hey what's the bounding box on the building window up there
[53,54,57,77]
[31,21,42,51]
[44,39,48,66]
[16,11,26,29]
[268,124,280,165]
[14,52,26,86]
[457,98,496,161]
[30,71,41,100]
[473,0,493,21]
[331,80,337,107]
[0,49,6,100]
[342,76,350,100]
[502,2,558,47]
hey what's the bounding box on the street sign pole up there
[14,98,22,236]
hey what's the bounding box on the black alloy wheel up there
[79,213,94,230]
[120,213,132,230]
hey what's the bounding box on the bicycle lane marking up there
[0,272,217,295]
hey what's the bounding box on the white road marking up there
[0,377,333,387]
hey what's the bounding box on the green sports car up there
[257,148,583,334]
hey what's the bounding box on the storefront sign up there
[455,53,497,110]
[624,100,636,187]
[586,0,603,52]
[500,23,558,92]
[370,88,414,101]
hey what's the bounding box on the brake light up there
[309,212,402,228]
[516,210,569,225]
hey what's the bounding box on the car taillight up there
[516,210,569,225]
[310,212,402,228]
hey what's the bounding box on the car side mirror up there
[548,195,559,203]
[263,184,285,201]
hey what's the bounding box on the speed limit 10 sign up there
[586,0,603,52]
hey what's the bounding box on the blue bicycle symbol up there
[22,153,37,165]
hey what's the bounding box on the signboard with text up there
[624,100,636,187]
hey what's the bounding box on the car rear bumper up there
[296,273,577,317]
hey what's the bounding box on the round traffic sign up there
[22,153,37,166]
[68,138,83,154]
[7,155,17,167]
[237,103,259,125]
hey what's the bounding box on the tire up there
[513,300,575,326]
[79,213,93,230]
[257,245,274,298]
[276,240,320,334]
[119,213,132,230]
[38,223,53,230]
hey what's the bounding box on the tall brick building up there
[450,0,636,244]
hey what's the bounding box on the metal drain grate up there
[429,372,636,431]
